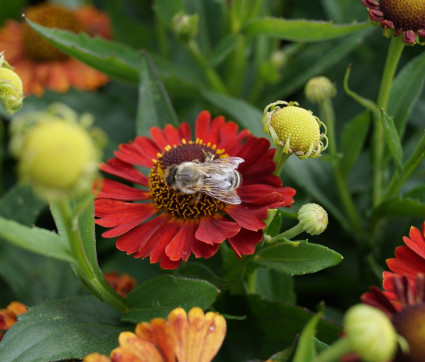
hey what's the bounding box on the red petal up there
[165,222,197,261]
[191,240,220,258]
[195,111,212,142]
[163,124,183,147]
[238,184,295,206]
[150,127,169,150]
[100,159,149,186]
[195,217,240,245]
[404,226,425,259]
[95,179,151,201]
[237,138,276,178]
[225,204,267,231]
[387,246,425,277]
[217,122,250,155]
[361,287,397,318]
[159,256,182,270]
[227,229,263,257]
[116,215,169,254]
[178,122,191,141]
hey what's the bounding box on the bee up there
[164,153,244,205]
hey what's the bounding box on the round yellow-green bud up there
[0,67,24,115]
[298,203,328,235]
[304,76,336,104]
[18,119,99,200]
[171,11,199,43]
[344,304,397,362]
[268,104,327,159]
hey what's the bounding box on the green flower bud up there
[0,67,24,115]
[344,304,397,362]
[171,11,199,43]
[298,203,328,235]
[304,76,336,104]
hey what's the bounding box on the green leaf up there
[340,111,371,176]
[207,35,240,68]
[254,268,296,304]
[381,109,403,172]
[153,0,184,26]
[201,89,264,137]
[0,185,45,225]
[254,241,343,276]
[25,19,141,84]
[136,53,179,136]
[0,216,74,264]
[124,275,219,323]
[293,312,322,362]
[388,51,425,137]
[242,18,370,42]
[0,296,125,362]
[373,197,425,218]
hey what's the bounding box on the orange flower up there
[0,3,110,96]
[0,301,28,341]
[84,307,227,362]
[104,271,137,298]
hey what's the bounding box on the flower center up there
[23,3,84,62]
[148,142,227,219]
[393,303,425,361]
[380,0,425,31]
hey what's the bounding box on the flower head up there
[298,203,328,235]
[344,304,398,362]
[0,3,110,96]
[0,52,24,114]
[262,101,328,159]
[11,103,102,200]
[171,11,199,43]
[0,301,27,341]
[304,76,336,104]
[94,111,295,269]
[362,0,425,45]
[84,307,226,362]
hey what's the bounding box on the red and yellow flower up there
[0,3,110,96]
[94,111,295,269]
[104,271,137,298]
[362,0,425,45]
[0,301,27,341]
[84,307,226,362]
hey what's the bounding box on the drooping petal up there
[227,228,263,257]
[110,332,164,362]
[361,287,398,318]
[403,226,425,260]
[191,240,220,259]
[165,221,197,261]
[195,217,240,245]
[225,204,267,231]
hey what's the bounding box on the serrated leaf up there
[136,53,179,136]
[388,51,425,137]
[242,18,370,41]
[0,216,74,264]
[25,19,141,84]
[0,296,125,362]
[373,197,425,218]
[201,89,264,137]
[124,275,219,323]
[254,241,343,276]
[340,111,371,176]
[381,109,403,172]
[293,312,322,362]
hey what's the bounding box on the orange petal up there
[112,332,164,362]
[135,318,176,362]
[167,307,190,361]
[83,352,111,362]
[7,302,27,316]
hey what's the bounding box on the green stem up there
[279,223,304,240]
[273,145,290,176]
[320,100,362,233]
[372,36,405,206]
[314,337,352,362]
[0,117,4,196]
[55,200,127,313]
[385,131,425,198]
[187,40,228,94]
[245,269,257,294]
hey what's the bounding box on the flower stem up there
[54,199,128,313]
[372,36,405,206]
[314,337,352,362]
[320,100,362,233]
[187,40,228,94]
[0,117,4,196]
[273,145,290,176]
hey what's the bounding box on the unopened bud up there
[0,66,24,115]
[344,304,397,362]
[305,76,336,104]
[171,11,198,43]
[298,203,328,235]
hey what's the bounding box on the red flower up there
[383,222,425,302]
[94,111,295,269]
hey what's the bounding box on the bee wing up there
[192,183,242,205]
[208,157,244,169]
